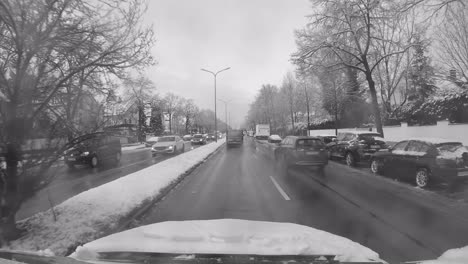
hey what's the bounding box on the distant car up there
[316,134,337,144]
[145,136,159,147]
[183,135,192,141]
[226,130,244,148]
[274,136,328,173]
[64,132,122,168]
[191,134,207,145]
[268,134,282,144]
[370,138,468,188]
[151,135,185,156]
[207,133,216,141]
[327,131,387,167]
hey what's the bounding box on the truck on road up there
[255,124,270,140]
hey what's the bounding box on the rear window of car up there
[229,130,243,136]
[296,139,324,147]
[159,136,175,142]
[193,134,203,138]
[358,133,382,140]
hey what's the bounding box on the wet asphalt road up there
[140,137,468,263]
[16,144,202,220]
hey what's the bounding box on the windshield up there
[158,137,176,142]
[4,1,468,264]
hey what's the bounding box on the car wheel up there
[370,159,383,175]
[345,152,355,167]
[90,155,99,168]
[182,145,185,153]
[415,168,430,188]
[173,146,177,154]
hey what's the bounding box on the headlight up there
[81,151,90,156]
[168,145,173,149]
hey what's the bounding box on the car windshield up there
[5,2,468,264]
[158,137,176,142]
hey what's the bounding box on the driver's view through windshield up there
[1,1,468,264]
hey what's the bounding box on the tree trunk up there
[366,74,384,137]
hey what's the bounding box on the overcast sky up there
[142,0,310,128]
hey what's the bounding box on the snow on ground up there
[121,144,146,151]
[421,245,468,264]
[71,219,383,263]
[4,140,225,255]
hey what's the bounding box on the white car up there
[268,134,282,144]
[151,135,186,156]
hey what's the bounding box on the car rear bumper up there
[65,156,91,165]
[431,167,468,182]
[294,160,328,166]
[227,140,243,145]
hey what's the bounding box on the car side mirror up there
[332,138,337,142]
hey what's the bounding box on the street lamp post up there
[201,67,230,142]
[217,98,232,133]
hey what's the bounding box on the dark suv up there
[64,132,122,168]
[275,136,328,172]
[327,131,387,167]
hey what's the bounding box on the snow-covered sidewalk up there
[121,143,146,151]
[5,139,225,255]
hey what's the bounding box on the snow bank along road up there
[6,139,225,255]
[138,137,468,264]
[16,143,203,220]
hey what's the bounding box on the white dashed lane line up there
[269,175,291,201]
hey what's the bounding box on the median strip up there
[4,140,225,256]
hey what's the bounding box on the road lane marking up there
[269,176,291,201]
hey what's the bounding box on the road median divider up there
[4,139,226,256]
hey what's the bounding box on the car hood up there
[70,219,383,263]
[152,142,176,147]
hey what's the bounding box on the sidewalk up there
[121,143,146,151]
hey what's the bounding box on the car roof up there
[339,130,381,135]
[287,136,321,140]
[316,134,336,137]
[407,137,462,145]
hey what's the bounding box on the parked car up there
[145,136,159,147]
[151,135,186,156]
[370,138,468,188]
[316,134,337,144]
[191,134,207,145]
[327,131,387,167]
[274,136,328,173]
[64,132,122,168]
[268,134,282,144]
[183,135,193,141]
[226,130,244,148]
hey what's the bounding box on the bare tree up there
[435,3,468,81]
[293,0,417,136]
[0,0,154,239]
[163,93,182,134]
[281,72,297,131]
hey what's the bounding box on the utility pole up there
[304,82,310,136]
[201,67,231,142]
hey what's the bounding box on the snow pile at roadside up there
[122,144,146,151]
[421,245,468,264]
[71,219,383,263]
[5,139,225,255]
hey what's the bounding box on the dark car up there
[226,130,244,148]
[64,132,122,168]
[370,138,468,188]
[207,133,216,141]
[316,134,337,144]
[274,136,328,172]
[191,134,207,145]
[327,131,387,167]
